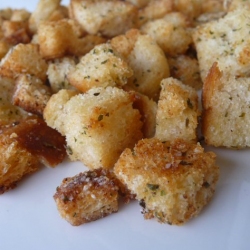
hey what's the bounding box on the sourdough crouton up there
[67,43,133,92]
[44,87,143,169]
[202,63,250,148]
[0,76,30,128]
[168,55,202,90]
[140,12,192,56]
[193,8,250,82]
[54,168,119,226]
[111,29,170,100]
[47,57,77,93]
[0,117,67,194]
[114,138,219,225]
[69,0,138,38]
[29,0,61,34]
[0,43,48,81]
[155,78,199,142]
[12,74,52,116]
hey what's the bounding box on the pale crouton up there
[0,43,48,81]
[114,138,219,225]
[67,43,133,92]
[228,0,250,11]
[202,63,250,148]
[137,0,173,26]
[69,0,138,38]
[111,29,170,100]
[0,117,67,194]
[155,78,199,142]
[201,0,226,13]
[10,9,31,22]
[44,87,143,169]
[54,168,119,226]
[47,57,77,93]
[168,55,202,90]
[29,0,61,34]
[140,13,192,56]
[0,76,30,128]
[12,74,52,116]
[193,8,250,82]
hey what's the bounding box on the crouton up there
[168,55,202,90]
[114,138,219,225]
[47,57,77,93]
[202,62,250,148]
[0,43,48,81]
[29,0,61,34]
[137,0,173,26]
[69,0,138,38]
[111,29,170,100]
[10,9,31,22]
[54,168,119,226]
[140,13,192,56]
[200,0,226,13]
[44,87,143,169]
[0,76,30,128]
[12,74,52,116]
[228,0,250,11]
[193,8,250,82]
[0,40,11,60]
[0,117,67,194]
[155,78,199,143]
[67,43,133,92]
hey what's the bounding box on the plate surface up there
[0,1,250,250]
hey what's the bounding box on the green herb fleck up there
[147,183,159,191]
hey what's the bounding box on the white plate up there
[1,1,250,250]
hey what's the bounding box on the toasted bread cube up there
[0,76,30,128]
[12,74,52,116]
[201,0,226,13]
[47,57,77,93]
[140,13,192,56]
[29,0,61,34]
[155,78,199,142]
[44,87,143,169]
[0,43,48,81]
[54,168,119,226]
[0,117,66,194]
[69,0,138,38]
[228,0,250,11]
[10,9,31,22]
[111,29,170,100]
[193,8,250,82]
[0,40,11,60]
[137,0,173,26]
[202,63,250,148]
[68,43,133,92]
[114,138,219,225]
[0,8,13,20]
[168,55,202,90]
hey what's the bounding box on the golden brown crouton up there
[10,9,31,22]
[111,29,170,100]
[0,117,67,194]
[47,57,77,93]
[0,40,11,61]
[29,0,61,34]
[202,63,250,148]
[54,168,119,226]
[155,78,199,143]
[140,12,192,56]
[193,8,250,82]
[67,43,133,92]
[12,74,52,116]
[114,138,219,225]
[44,87,143,169]
[69,0,138,38]
[0,43,48,81]
[168,55,202,90]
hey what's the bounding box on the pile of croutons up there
[0,0,249,226]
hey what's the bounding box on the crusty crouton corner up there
[0,0,232,227]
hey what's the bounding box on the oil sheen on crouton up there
[155,78,199,143]
[202,62,250,148]
[0,43,48,81]
[114,138,219,225]
[111,29,170,100]
[44,87,143,169]
[12,74,52,116]
[54,168,119,226]
[0,117,67,194]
